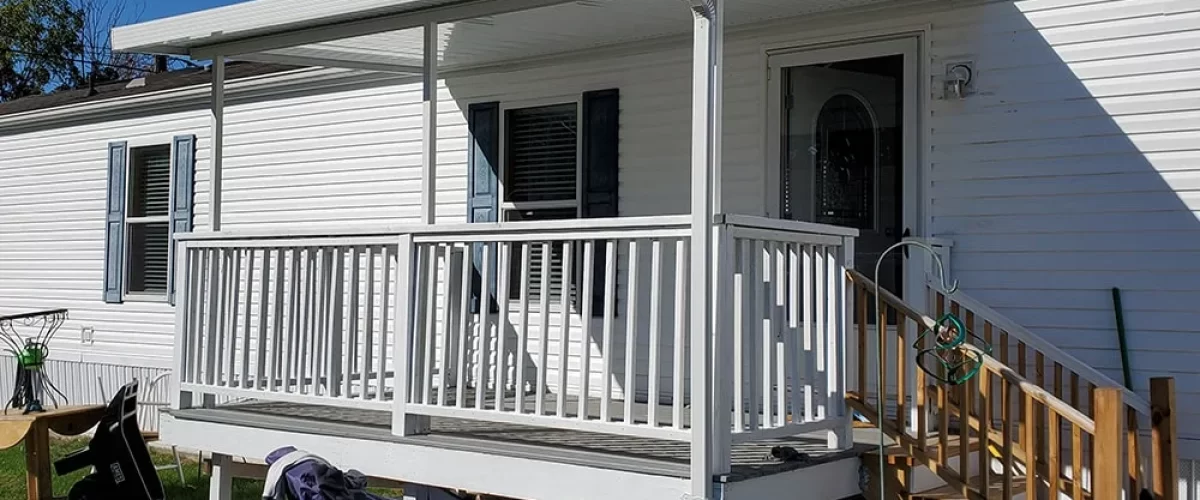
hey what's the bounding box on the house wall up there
[3,0,1200,456]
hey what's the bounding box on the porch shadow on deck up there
[168,400,865,483]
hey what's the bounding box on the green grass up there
[0,437,394,499]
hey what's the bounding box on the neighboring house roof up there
[0,61,298,117]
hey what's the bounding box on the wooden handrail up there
[848,269,1096,432]
[847,269,1162,500]
[935,283,1151,416]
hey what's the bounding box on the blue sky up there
[139,0,248,22]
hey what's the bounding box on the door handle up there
[902,228,911,258]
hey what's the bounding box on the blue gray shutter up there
[167,135,196,305]
[467,102,500,313]
[103,142,128,303]
[581,89,619,315]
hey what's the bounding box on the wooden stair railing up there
[846,270,1178,500]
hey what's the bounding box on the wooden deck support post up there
[688,0,723,496]
[1093,387,1126,500]
[1151,377,1178,500]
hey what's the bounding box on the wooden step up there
[911,474,1029,500]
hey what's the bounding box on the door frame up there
[764,35,925,305]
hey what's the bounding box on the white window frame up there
[122,138,175,302]
[497,95,584,220]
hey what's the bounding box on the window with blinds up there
[503,103,580,304]
[504,103,578,204]
[126,145,172,295]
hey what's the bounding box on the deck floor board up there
[169,399,865,482]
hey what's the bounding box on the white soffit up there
[116,0,900,72]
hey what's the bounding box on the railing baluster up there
[301,249,315,394]
[748,239,763,430]
[1003,379,1015,499]
[330,248,346,397]
[772,241,786,427]
[495,242,513,412]
[826,245,839,429]
[362,247,376,399]
[978,366,991,492]
[623,239,641,425]
[256,248,271,390]
[283,247,297,390]
[803,244,815,423]
[315,249,330,396]
[477,243,493,410]
[672,239,687,429]
[202,248,218,385]
[536,242,552,417]
[812,244,824,421]
[346,247,360,398]
[1049,408,1061,497]
[227,249,243,388]
[452,244,469,407]
[733,239,747,431]
[786,242,803,426]
[419,245,436,404]
[183,248,201,385]
[268,249,284,392]
[377,246,391,402]
[640,240,661,426]
[440,244,455,407]
[241,249,255,389]
[556,242,574,418]
[599,240,617,422]
[516,243,532,414]
[1072,421,1083,500]
[577,241,595,421]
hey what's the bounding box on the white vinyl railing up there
[173,234,400,410]
[172,215,858,449]
[398,216,694,441]
[718,215,857,444]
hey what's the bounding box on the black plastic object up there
[54,381,165,500]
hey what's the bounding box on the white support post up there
[829,236,854,449]
[209,55,225,232]
[689,1,722,498]
[393,234,428,435]
[420,22,439,225]
[172,240,192,410]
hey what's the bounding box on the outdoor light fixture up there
[945,61,975,99]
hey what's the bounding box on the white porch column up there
[209,55,225,232]
[689,0,722,498]
[420,22,439,225]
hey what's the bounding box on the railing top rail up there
[174,215,694,243]
[174,225,412,242]
[932,281,1152,416]
[717,213,860,238]
[409,215,691,237]
[846,269,1150,418]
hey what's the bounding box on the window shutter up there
[467,102,500,313]
[168,135,196,305]
[103,142,128,303]
[581,89,619,315]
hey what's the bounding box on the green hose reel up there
[913,313,992,386]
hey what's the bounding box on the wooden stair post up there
[1151,377,1178,500]
[1093,387,1125,500]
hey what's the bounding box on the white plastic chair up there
[98,373,186,484]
